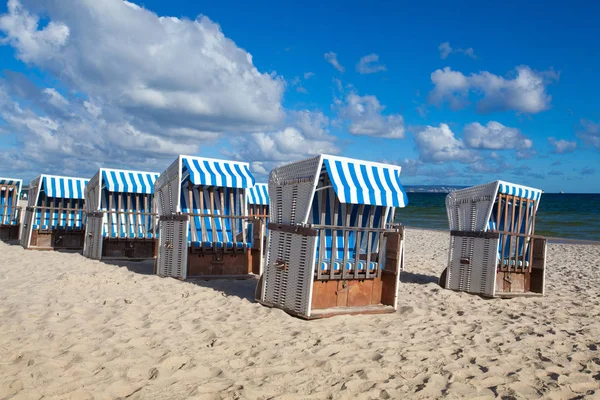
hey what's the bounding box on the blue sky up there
[0,0,598,192]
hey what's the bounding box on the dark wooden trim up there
[267,223,318,237]
[450,230,500,239]
[159,214,189,222]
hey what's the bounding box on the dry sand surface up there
[1,228,599,399]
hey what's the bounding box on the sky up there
[0,0,598,193]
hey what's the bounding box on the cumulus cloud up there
[548,137,577,154]
[463,121,532,150]
[438,42,477,60]
[578,120,600,150]
[0,0,286,175]
[413,123,476,163]
[324,52,344,72]
[226,110,339,177]
[335,92,404,138]
[428,66,558,114]
[356,54,387,74]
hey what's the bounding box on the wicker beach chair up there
[247,183,269,274]
[442,180,547,297]
[256,154,409,319]
[153,155,264,279]
[83,168,160,260]
[0,178,23,241]
[20,175,89,250]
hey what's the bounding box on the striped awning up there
[41,175,88,199]
[323,155,408,207]
[248,183,269,205]
[497,181,542,201]
[182,156,255,189]
[0,178,22,190]
[102,169,159,194]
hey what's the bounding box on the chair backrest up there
[180,183,246,245]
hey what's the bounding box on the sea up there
[395,193,600,242]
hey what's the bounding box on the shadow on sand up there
[103,259,156,275]
[400,270,441,285]
[187,277,259,303]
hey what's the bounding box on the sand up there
[0,228,599,399]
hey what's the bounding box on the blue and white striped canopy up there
[248,183,269,205]
[323,155,408,207]
[101,169,159,194]
[41,175,88,199]
[497,181,542,201]
[182,156,255,189]
[0,178,22,190]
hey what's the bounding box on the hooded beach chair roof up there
[321,155,408,207]
[247,183,269,206]
[100,169,160,194]
[181,155,255,189]
[35,175,89,201]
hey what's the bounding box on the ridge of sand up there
[1,228,599,399]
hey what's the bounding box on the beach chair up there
[247,183,270,274]
[83,168,160,260]
[256,154,408,319]
[0,178,22,241]
[442,180,547,297]
[20,175,89,250]
[154,155,263,279]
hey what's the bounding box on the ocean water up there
[395,193,600,242]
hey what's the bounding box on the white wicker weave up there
[20,176,41,249]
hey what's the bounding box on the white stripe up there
[229,163,244,188]
[376,167,393,206]
[123,173,134,194]
[340,162,358,204]
[353,163,370,204]
[363,166,381,206]
[387,168,404,207]
[196,160,211,186]
[114,172,124,192]
[132,173,143,194]
[328,162,346,203]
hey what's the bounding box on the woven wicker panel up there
[83,214,104,259]
[27,177,41,208]
[262,230,316,317]
[447,236,498,296]
[269,156,320,225]
[446,181,498,231]
[156,217,189,279]
[20,207,34,248]
[155,158,181,216]
[84,172,101,213]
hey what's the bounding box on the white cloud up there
[356,53,387,74]
[304,72,315,79]
[548,137,577,154]
[438,42,477,60]
[227,110,339,177]
[336,93,404,138]
[324,52,344,72]
[463,121,532,150]
[0,0,286,175]
[413,123,476,163]
[296,86,307,94]
[578,120,600,150]
[0,0,284,132]
[428,65,558,114]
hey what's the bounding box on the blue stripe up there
[382,168,399,207]
[130,173,138,193]
[235,164,248,188]
[223,164,237,188]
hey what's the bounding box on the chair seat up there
[499,258,530,267]
[189,241,248,250]
[105,232,157,239]
[319,259,378,272]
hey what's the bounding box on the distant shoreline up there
[404,226,600,246]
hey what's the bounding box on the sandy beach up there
[1,228,599,399]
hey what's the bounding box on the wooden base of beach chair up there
[187,248,253,278]
[101,238,158,260]
[0,224,20,241]
[28,229,85,250]
[495,238,546,297]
